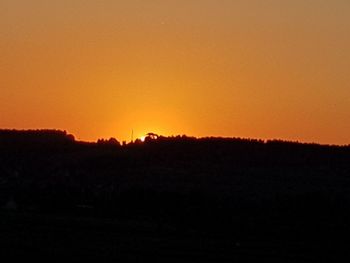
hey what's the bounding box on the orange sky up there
[1,0,350,144]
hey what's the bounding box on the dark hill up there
[1,130,350,261]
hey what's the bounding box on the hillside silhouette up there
[1,129,350,261]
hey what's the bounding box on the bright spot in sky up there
[140,136,146,142]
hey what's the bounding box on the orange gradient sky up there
[1,0,350,144]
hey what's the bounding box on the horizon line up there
[0,128,348,147]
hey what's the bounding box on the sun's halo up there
[140,136,146,142]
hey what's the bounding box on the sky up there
[1,0,350,144]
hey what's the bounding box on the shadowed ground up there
[0,130,350,261]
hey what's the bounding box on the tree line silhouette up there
[1,129,349,216]
[1,129,350,260]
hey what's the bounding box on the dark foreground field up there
[1,208,349,262]
[1,130,350,261]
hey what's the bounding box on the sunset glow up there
[1,1,350,144]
